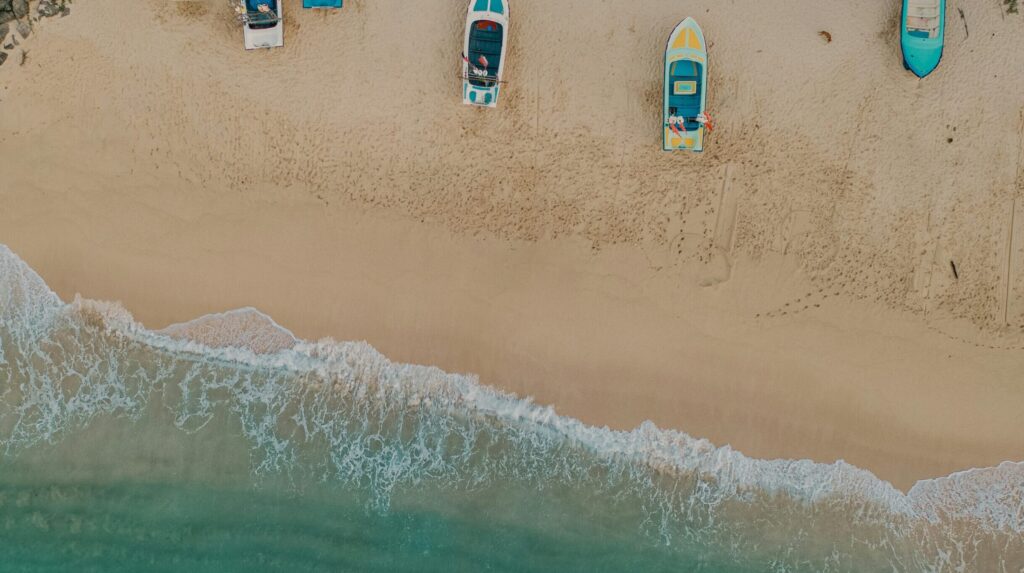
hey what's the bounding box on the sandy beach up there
[2,0,1023,492]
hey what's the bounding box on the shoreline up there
[2,0,1024,492]
[3,195,1022,491]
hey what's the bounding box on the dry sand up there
[1,0,1023,490]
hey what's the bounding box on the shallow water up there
[0,244,1021,572]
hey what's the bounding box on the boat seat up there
[907,7,939,18]
[906,16,938,31]
[907,0,940,25]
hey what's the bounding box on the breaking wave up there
[0,244,1021,571]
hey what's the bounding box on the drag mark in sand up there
[778,209,815,256]
[1005,200,1024,328]
[660,164,739,280]
[712,163,739,254]
[696,163,741,285]
[912,211,942,313]
[1004,198,1018,325]
[1006,110,1024,327]
[1017,108,1024,193]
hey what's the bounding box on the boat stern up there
[244,23,284,50]
[663,125,704,152]
[463,83,500,107]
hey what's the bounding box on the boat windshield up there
[905,0,940,38]
[467,20,503,87]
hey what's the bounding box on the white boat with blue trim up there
[462,0,509,108]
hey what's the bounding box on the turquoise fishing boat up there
[462,0,509,108]
[303,0,342,7]
[901,0,945,77]
[663,18,709,152]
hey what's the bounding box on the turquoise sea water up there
[0,244,1021,572]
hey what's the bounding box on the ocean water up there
[0,244,1021,572]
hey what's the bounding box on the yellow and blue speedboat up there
[901,0,945,77]
[462,0,509,108]
[663,17,709,152]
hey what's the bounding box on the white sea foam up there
[0,245,62,337]
[0,244,1021,570]
[158,307,298,354]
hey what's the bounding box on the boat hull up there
[663,18,708,152]
[462,0,509,108]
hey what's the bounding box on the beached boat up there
[303,0,342,8]
[663,18,709,152]
[238,0,284,50]
[901,0,945,77]
[462,0,509,108]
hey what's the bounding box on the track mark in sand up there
[773,209,814,255]
[534,81,540,138]
[756,289,828,320]
[696,164,741,286]
[661,165,739,275]
[1017,108,1024,191]
[1007,108,1024,326]
[911,212,944,313]
[1003,197,1023,326]
[172,1,209,21]
[712,163,739,253]
[912,240,938,304]
[666,204,712,262]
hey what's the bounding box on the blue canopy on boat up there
[245,0,278,29]
[667,59,703,130]
[246,0,276,11]
[467,21,503,86]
